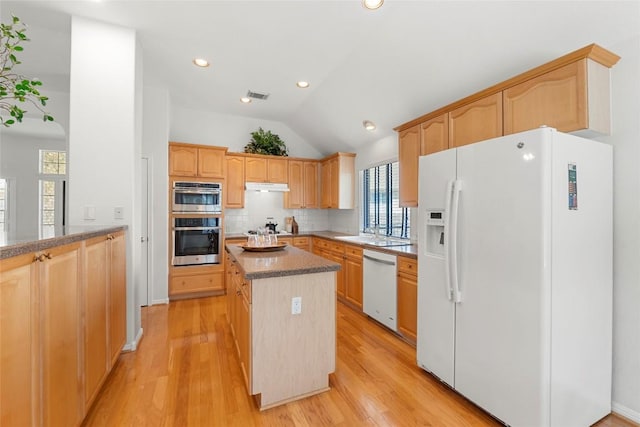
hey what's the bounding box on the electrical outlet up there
[291,296,302,315]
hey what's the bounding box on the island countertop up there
[226,243,341,280]
[0,225,128,260]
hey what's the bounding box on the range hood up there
[245,182,290,192]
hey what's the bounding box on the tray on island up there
[239,243,288,252]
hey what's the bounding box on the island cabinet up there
[320,153,356,209]
[397,256,417,344]
[245,155,288,183]
[225,154,245,208]
[284,160,319,209]
[312,237,345,299]
[226,245,339,410]
[169,143,227,178]
[503,58,614,136]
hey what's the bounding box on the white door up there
[453,130,551,426]
[138,157,150,307]
[417,149,457,386]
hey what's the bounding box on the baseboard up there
[122,327,144,352]
[612,402,640,424]
[151,298,169,305]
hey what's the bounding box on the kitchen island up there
[225,243,340,410]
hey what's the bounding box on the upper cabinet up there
[245,156,288,183]
[169,143,227,178]
[503,58,612,136]
[285,160,319,209]
[394,44,620,207]
[320,153,356,209]
[449,93,503,148]
[398,126,421,207]
[225,155,245,209]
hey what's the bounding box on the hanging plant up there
[0,15,54,127]
[244,127,289,156]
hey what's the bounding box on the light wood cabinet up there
[398,125,421,207]
[0,253,38,426]
[245,156,288,183]
[108,232,127,366]
[169,143,227,178]
[421,113,449,155]
[449,92,503,148]
[292,236,311,251]
[41,242,83,427]
[344,244,363,310]
[320,153,355,209]
[503,58,612,136]
[225,155,245,208]
[170,270,224,295]
[397,256,417,344]
[285,160,319,209]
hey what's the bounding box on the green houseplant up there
[244,127,289,156]
[0,15,54,127]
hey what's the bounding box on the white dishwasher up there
[363,249,397,331]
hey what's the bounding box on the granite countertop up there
[225,230,418,259]
[0,225,128,260]
[226,243,341,280]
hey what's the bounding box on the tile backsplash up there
[224,191,330,234]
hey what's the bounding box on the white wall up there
[170,105,323,158]
[597,35,640,421]
[68,17,142,349]
[142,85,170,305]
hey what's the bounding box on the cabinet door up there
[344,256,363,310]
[503,60,587,135]
[169,145,198,177]
[421,114,449,155]
[320,160,333,208]
[398,125,420,207]
[325,251,345,298]
[329,158,340,208]
[198,147,226,178]
[1,254,38,426]
[41,243,82,427]
[267,158,288,183]
[397,272,417,342]
[449,93,503,148]
[303,161,319,208]
[285,160,304,208]
[225,155,245,208]
[109,233,127,367]
[245,157,268,182]
[84,237,109,410]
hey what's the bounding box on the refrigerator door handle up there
[450,179,463,303]
[444,180,454,301]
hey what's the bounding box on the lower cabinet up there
[0,230,127,426]
[292,236,310,251]
[312,237,363,311]
[397,256,418,343]
[169,265,225,298]
[227,255,252,392]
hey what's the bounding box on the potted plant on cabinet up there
[244,127,289,156]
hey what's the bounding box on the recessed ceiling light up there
[362,0,384,10]
[296,81,310,88]
[240,97,252,104]
[363,120,376,131]
[193,58,210,67]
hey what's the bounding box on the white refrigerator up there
[417,127,612,427]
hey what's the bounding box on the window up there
[39,150,66,238]
[0,179,6,232]
[362,161,410,239]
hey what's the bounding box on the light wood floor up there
[83,296,635,427]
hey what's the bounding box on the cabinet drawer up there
[397,256,417,276]
[293,236,310,249]
[240,278,251,303]
[171,272,224,294]
[344,244,362,259]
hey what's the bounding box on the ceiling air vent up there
[246,90,270,101]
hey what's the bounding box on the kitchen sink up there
[334,235,412,247]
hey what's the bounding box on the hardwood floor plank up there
[82,296,634,427]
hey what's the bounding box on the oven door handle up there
[174,189,221,195]
[173,227,221,231]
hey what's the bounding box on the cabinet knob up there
[236,290,242,296]
[33,254,45,263]
[44,252,52,260]
[107,234,114,240]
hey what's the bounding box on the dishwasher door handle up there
[363,254,396,266]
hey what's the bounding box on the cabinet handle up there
[236,290,242,296]
[33,254,45,263]
[44,253,52,260]
[107,234,115,240]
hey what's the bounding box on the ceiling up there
[3,1,639,155]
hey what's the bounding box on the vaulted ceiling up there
[3,1,639,155]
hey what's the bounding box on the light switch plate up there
[291,296,302,315]
[114,206,124,220]
[84,205,96,221]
